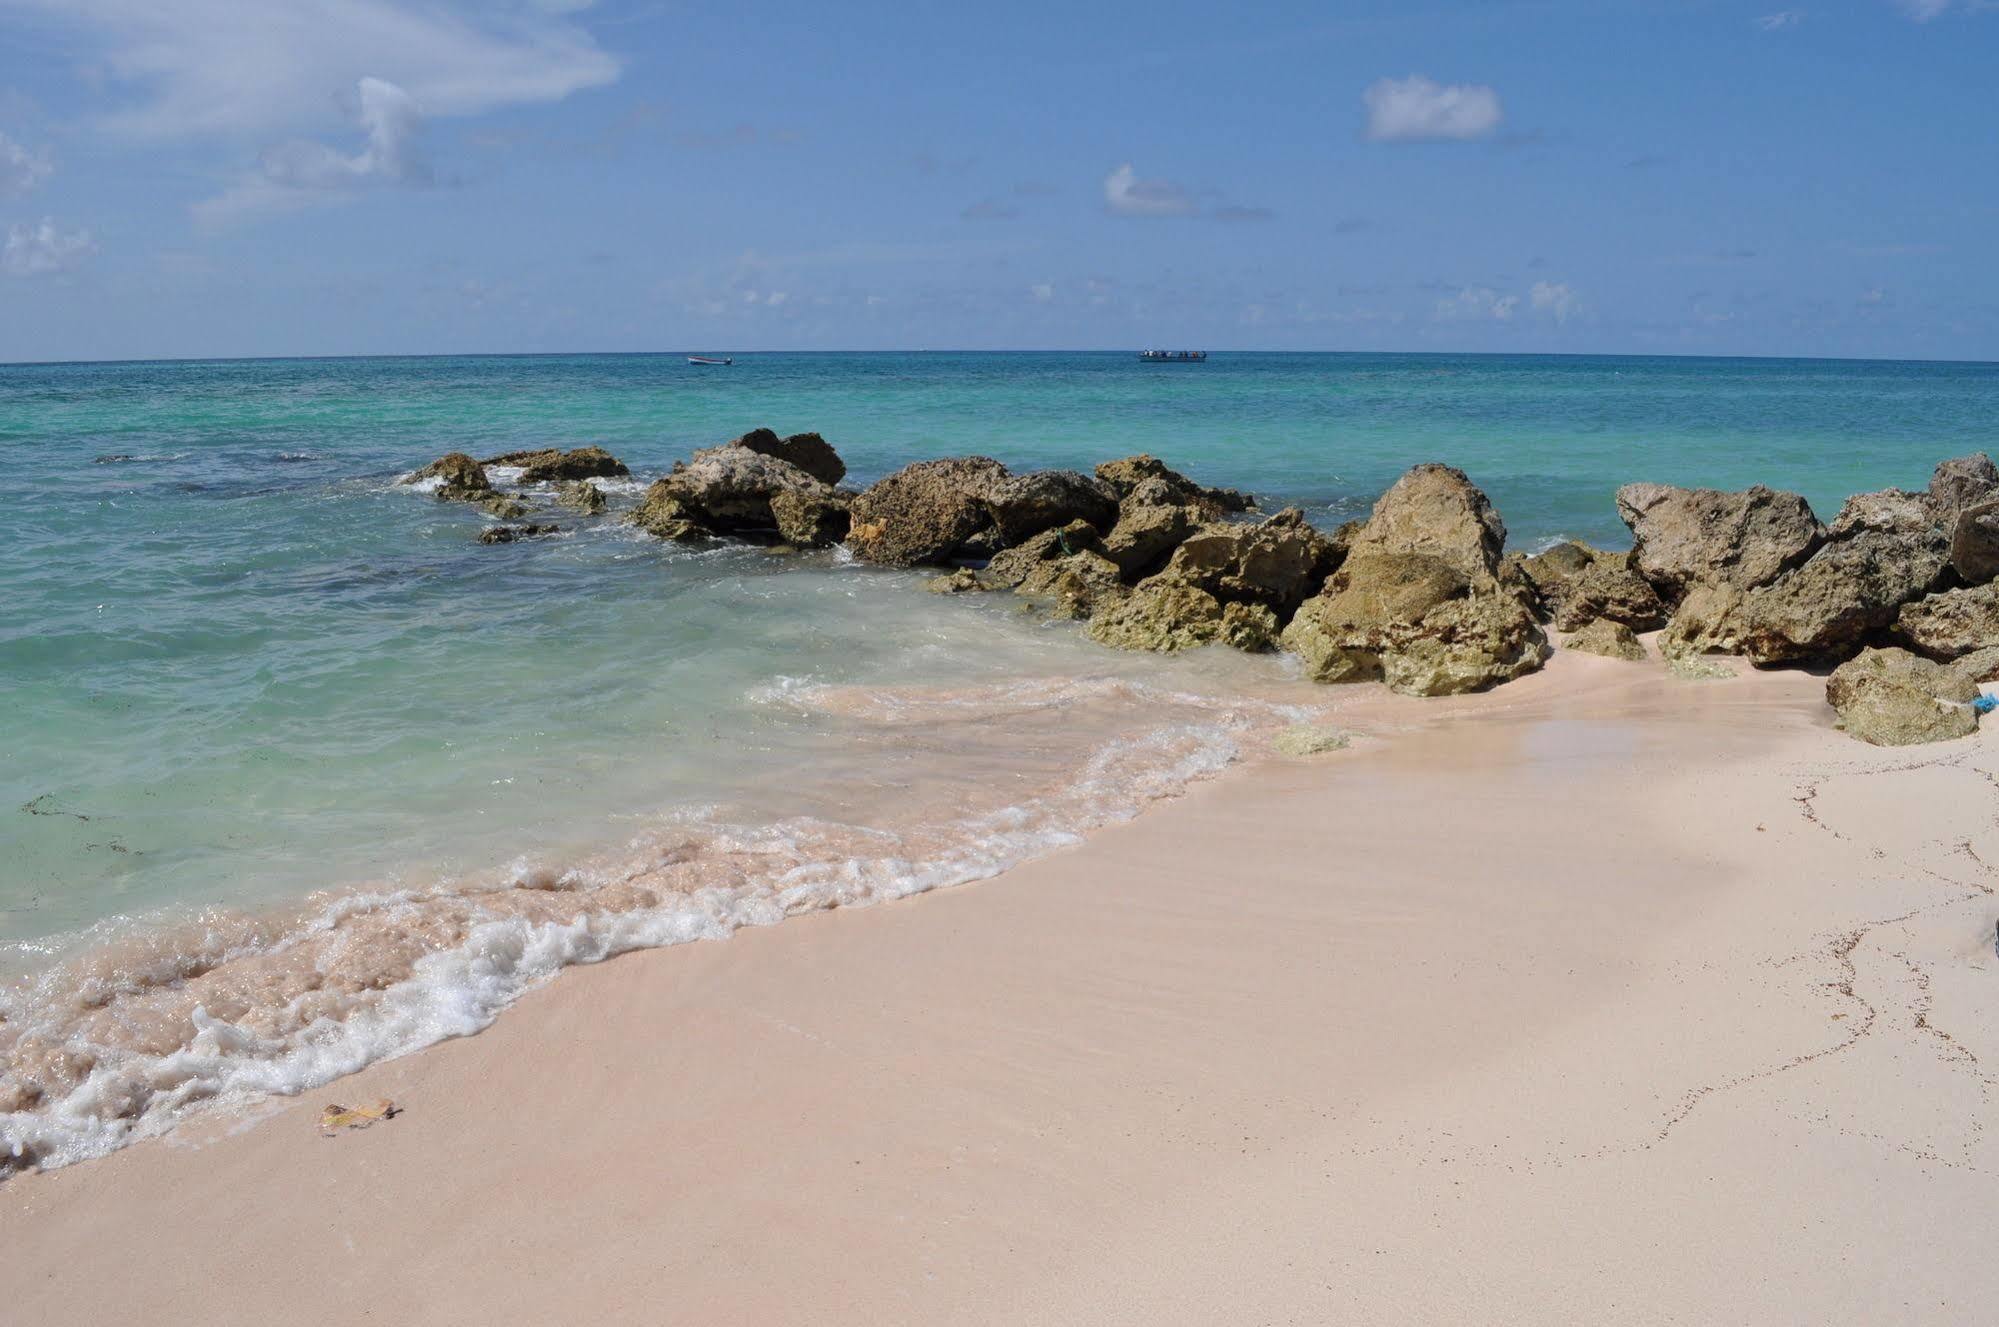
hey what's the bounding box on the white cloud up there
[1757,10,1805,29]
[1103,163,1197,217]
[1363,75,1503,143]
[3,218,97,276]
[1029,282,1055,303]
[0,130,52,197]
[1895,0,1952,18]
[1530,280,1580,324]
[1435,287,1519,322]
[193,76,430,227]
[2,0,619,139]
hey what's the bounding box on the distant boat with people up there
[687,356,733,366]
[1138,350,1206,362]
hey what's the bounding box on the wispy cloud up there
[1435,286,1520,322]
[0,129,52,197]
[3,218,97,275]
[1103,163,1198,217]
[194,76,430,227]
[1895,0,1952,19]
[1363,75,1503,142]
[1530,280,1580,324]
[1756,10,1805,29]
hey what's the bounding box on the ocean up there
[5,349,1996,1166]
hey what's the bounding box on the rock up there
[1543,561,1667,632]
[488,447,629,483]
[1151,508,1340,617]
[1086,581,1224,651]
[1345,464,1507,579]
[729,428,846,486]
[1895,583,1999,660]
[408,452,491,497]
[1615,482,1823,600]
[629,483,711,543]
[1563,618,1647,662]
[554,480,605,514]
[1273,724,1351,756]
[1281,551,1549,696]
[925,568,994,595]
[1093,455,1250,519]
[1728,488,1948,663]
[769,488,851,548]
[1219,601,1281,652]
[1951,498,1999,585]
[846,456,1010,567]
[1097,498,1201,578]
[1659,582,1746,661]
[475,493,529,520]
[985,470,1118,546]
[1015,549,1127,620]
[478,523,560,544]
[1667,650,1737,681]
[660,445,841,535]
[1825,646,1985,746]
[984,521,1098,587]
[1928,453,1999,521]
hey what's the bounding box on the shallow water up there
[4,350,1995,1165]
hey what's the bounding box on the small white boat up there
[687,356,733,366]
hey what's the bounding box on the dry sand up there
[4,651,1996,1325]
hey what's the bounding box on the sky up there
[0,0,1994,362]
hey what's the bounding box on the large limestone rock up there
[653,445,846,544]
[554,480,605,514]
[628,486,710,543]
[482,447,629,482]
[1824,646,1996,746]
[985,470,1118,546]
[1895,583,1999,660]
[1928,453,1999,523]
[1563,618,1647,662]
[846,457,1009,567]
[1345,463,1506,579]
[1615,482,1823,600]
[1016,549,1128,620]
[1097,496,1201,578]
[982,521,1098,587]
[1952,499,1999,585]
[408,452,490,497]
[727,428,846,485]
[1659,582,1746,660]
[1094,455,1252,518]
[1521,543,1666,632]
[1150,508,1340,617]
[1220,601,1281,652]
[1727,488,1949,663]
[1085,582,1224,652]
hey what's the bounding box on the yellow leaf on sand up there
[318,1099,397,1135]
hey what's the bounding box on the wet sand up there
[5,651,1996,1325]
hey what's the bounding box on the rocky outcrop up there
[478,522,560,544]
[1094,454,1252,518]
[1951,500,1999,585]
[1616,482,1823,601]
[1344,464,1507,580]
[409,452,490,497]
[1517,542,1667,632]
[1825,646,1997,746]
[1097,495,1202,578]
[1015,549,1127,620]
[554,480,606,514]
[1895,583,1999,660]
[629,486,711,543]
[481,447,629,482]
[982,521,1099,587]
[1929,453,1999,523]
[726,428,847,486]
[1726,488,1950,664]
[1148,509,1340,617]
[1563,618,1647,662]
[846,457,1010,567]
[1085,582,1225,652]
[641,446,849,547]
[1219,601,1281,653]
[985,470,1119,546]
[770,489,851,547]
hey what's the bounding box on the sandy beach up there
[6,648,1994,1324]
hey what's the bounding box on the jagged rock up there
[408,452,491,498]
[1150,508,1340,616]
[1097,498,1201,578]
[1093,455,1250,518]
[846,457,1010,567]
[1220,601,1281,652]
[1615,482,1823,600]
[478,523,560,544]
[1563,618,1647,662]
[629,484,711,543]
[1273,724,1351,756]
[1895,583,1999,660]
[983,521,1099,587]
[1952,499,1999,585]
[1514,540,1595,609]
[1729,488,1949,663]
[1085,582,1224,652]
[475,493,529,519]
[1345,464,1507,579]
[985,470,1118,546]
[659,446,841,535]
[1016,550,1127,620]
[729,428,846,486]
[1928,453,1999,522]
[1281,551,1549,696]
[554,480,605,514]
[926,568,994,595]
[1825,646,1991,746]
[481,447,628,482]
[1660,583,1746,661]
[769,489,851,548]
[1542,561,1667,632]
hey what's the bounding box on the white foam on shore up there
[0,695,1261,1173]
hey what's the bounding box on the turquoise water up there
[3,350,1996,1167]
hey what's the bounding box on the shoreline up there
[7,651,1995,1323]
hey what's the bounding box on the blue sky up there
[0,0,1994,361]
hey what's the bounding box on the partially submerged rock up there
[925,567,994,595]
[1563,618,1647,662]
[478,522,560,545]
[650,446,849,546]
[1273,724,1351,756]
[769,488,851,548]
[482,447,629,483]
[407,452,490,498]
[1895,583,1999,660]
[628,486,711,543]
[1616,482,1823,601]
[1825,645,1994,746]
[1016,549,1127,620]
[554,480,606,514]
[1150,508,1340,617]
[983,521,1099,588]
[846,456,1010,567]
[1085,581,1225,652]
[1220,601,1281,653]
